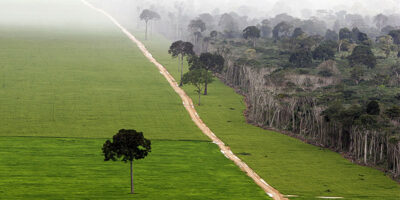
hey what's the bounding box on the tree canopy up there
[289,49,313,68]
[103,129,151,194]
[273,21,292,40]
[312,41,336,61]
[389,29,400,45]
[243,26,260,47]
[347,45,377,68]
[182,69,213,105]
[169,41,195,86]
[139,9,160,40]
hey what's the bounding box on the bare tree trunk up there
[198,92,201,105]
[364,132,368,165]
[179,55,184,86]
[145,21,148,40]
[204,71,208,95]
[130,160,134,194]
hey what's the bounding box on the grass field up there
[0,0,269,199]
[0,137,267,200]
[139,32,400,199]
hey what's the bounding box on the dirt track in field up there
[81,1,288,199]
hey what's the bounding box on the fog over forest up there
[123,0,400,18]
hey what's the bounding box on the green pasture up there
[0,137,267,200]
[0,0,268,199]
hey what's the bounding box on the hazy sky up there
[167,0,400,18]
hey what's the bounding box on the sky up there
[167,0,400,18]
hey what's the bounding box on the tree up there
[339,28,352,52]
[339,28,352,41]
[182,69,213,105]
[273,21,292,40]
[377,35,394,58]
[381,25,395,34]
[350,27,368,44]
[348,45,377,68]
[325,29,338,41]
[198,53,225,95]
[198,13,215,31]
[188,19,206,44]
[102,129,151,194]
[219,13,239,38]
[140,9,160,40]
[292,27,305,38]
[366,100,380,115]
[260,19,272,38]
[389,29,400,45]
[350,65,366,85]
[312,41,336,61]
[385,106,400,119]
[168,41,195,86]
[373,14,388,31]
[300,18,327,36]
[289,49,313,68]
[243,26,260,48]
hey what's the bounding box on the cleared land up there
[0,0,268,199]
[139,33,400,199]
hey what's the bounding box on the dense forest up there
[97,0,400,180]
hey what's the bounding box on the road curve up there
[81,1,288,199]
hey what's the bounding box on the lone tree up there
[243,26,260,48]
[102,129,151,194]
[140,9,160,40]
[168,41,195,86]
[198,53,225,95]
[182,69,213,105]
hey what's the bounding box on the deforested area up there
[2,0,400,199]
[96,0,400,181]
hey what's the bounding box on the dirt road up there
[81,1,288,199]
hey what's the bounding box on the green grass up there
[0,137,267,200]
[0,0,269,199]
[0,25,203,141]
[140,33,400,199]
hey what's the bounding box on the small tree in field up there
[198,53,224,95]
[140,9,160,40]
[182,69,213,105]
[168,41,195,86]
[102,129,151,194]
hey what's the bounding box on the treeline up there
[172,11,400,179]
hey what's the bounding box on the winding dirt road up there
[81,1,288,199]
